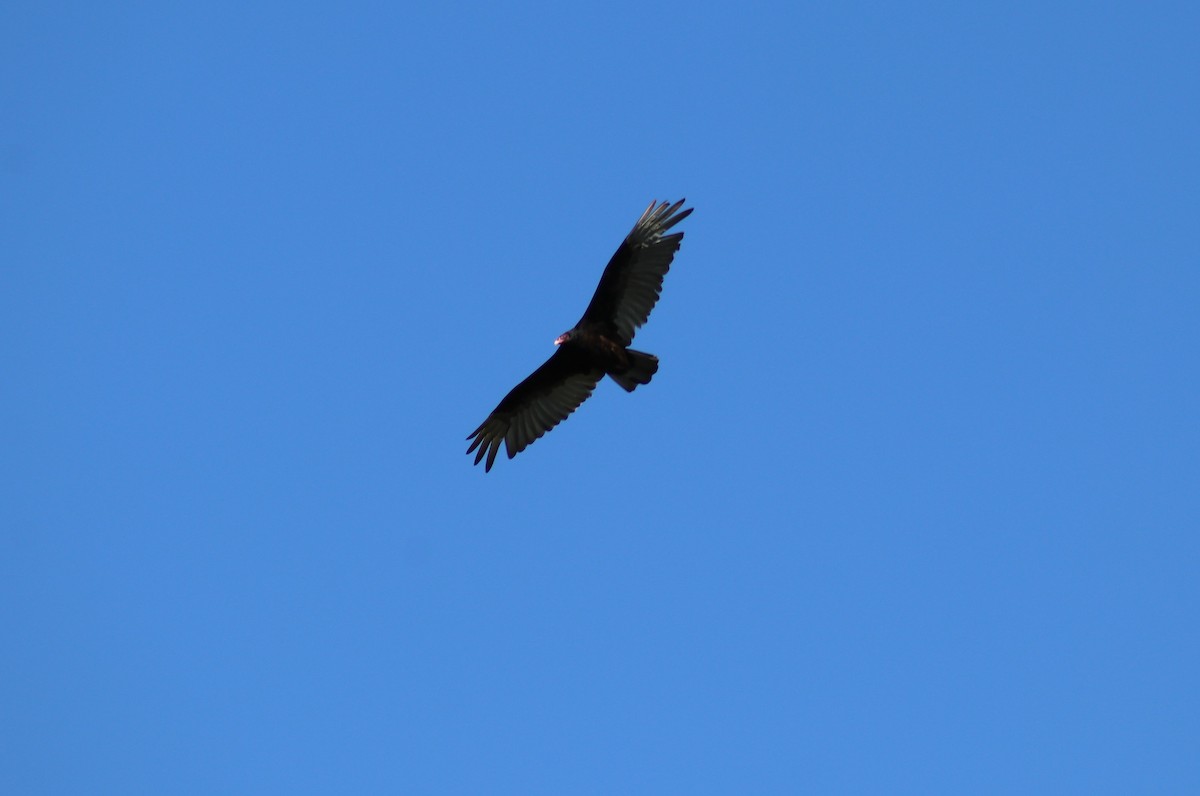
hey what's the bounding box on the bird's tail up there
[609,349,659,392]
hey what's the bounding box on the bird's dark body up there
[566,327,637,373]
[467,200,691,471]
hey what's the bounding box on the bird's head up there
[554,331,572,346]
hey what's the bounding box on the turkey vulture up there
[466,199,692,471]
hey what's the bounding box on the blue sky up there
[3,1,1198,792]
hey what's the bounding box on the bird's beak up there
[554,334,567,345]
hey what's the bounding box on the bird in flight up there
[467,199,693,472]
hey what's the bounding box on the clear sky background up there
[4,2,1198,793]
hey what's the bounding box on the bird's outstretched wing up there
[466,347,604,471]
[578,199,693,346]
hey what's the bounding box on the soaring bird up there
[467,199,692,471]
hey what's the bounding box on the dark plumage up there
[466,199,692,471]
